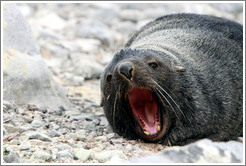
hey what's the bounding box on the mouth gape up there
[128,88,163,139]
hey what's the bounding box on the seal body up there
[100,13,243,146]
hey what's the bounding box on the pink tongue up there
[128,88,159,135]
[144,102,155,124]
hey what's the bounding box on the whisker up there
[113,88,120,131]
[155,88,179,121]
[152,79,190,123]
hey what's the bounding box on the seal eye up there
[106,74,112,83]
[148,62,158,69]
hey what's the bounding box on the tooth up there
[157,125,161,131]
[144,131,150,135]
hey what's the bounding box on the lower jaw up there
[136,121,167,142]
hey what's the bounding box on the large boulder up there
[131,139,243,163]
[3,3,71,109]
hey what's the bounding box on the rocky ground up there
[2,3,244,164]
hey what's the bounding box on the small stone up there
[106,154,129,163]
[38,107,48,114]
[9,139,21,145]
[19,124,33,131]
[100,117,109,126]
[27,104,38,111]
[106,133,116,139]
[25,132,53,142]
[19,141,31,150]
[29,140,44,146]
[92,150,128,163]
[3,124,25,134]
[71,130,87,141]
[125,144,133,151]
[95,136,108,142]
[47,129,62,138]
[4,154,20,163]
[33,150,51,161]
[31,120,44,128]
[22,115,33,123]
[110,138,125,144]
[56,149,74,159]
[85,123,96,131]
[3,127,7,136]
[87,131,97,141]
[3,101,16,111]
[55,144,72,151]
[74,148,91,162]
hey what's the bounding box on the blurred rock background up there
[2,2,244,164]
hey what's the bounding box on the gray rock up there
[56,149,74,159]
[99,117,109,126]
[3,100,16,110]
[73,148,91,162]
[19,124,33,131]
[92,150,128,163]
[61,72,84,86]
[22,115,33,123]
[70,131,87,141]
[72,56,104,80]
[19,141,31,150]
[3,124,25,134]
[9,139,21,145]
[4,154,20,163]
[31,120,44,128]
[47,129,62,138]
[95,136,108,142]
[74,38,102,54]
[3,3,71,110]
[209,3,243,13]
[35,11,66,31]
[55,144,72,151]
[131,139,243,163]
[33,150,52,161]
[119,9,143,23]
[24,132,53,142]
[125,144,133,151]
[76,20,113,46]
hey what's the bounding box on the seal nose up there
[118,62,133,80]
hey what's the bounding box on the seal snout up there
[118,62,133,80]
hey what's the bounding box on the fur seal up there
[100,13,243,146]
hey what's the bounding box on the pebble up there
[92,150,128,163]
[56,149,74,159]
[47,129,62,138]
[95,136,108,142]
[25,132,53,142]
[3,101,16,111]
[33,150,52,161]
[19,141,31,150]
[71,130,87,141]
[4,154,20,163]
[22,115,33,123]
[55,144,72,151]
[31,120,44,128]
[99,117,109,126]
[3,124,24,134]
[125,144,133,151]
[74,148,91,162]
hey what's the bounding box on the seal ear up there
[174,66,186,72]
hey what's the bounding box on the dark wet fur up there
[100,13,243,146]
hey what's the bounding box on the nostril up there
[118,62,133,80]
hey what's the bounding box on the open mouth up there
[127,88,165,140]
